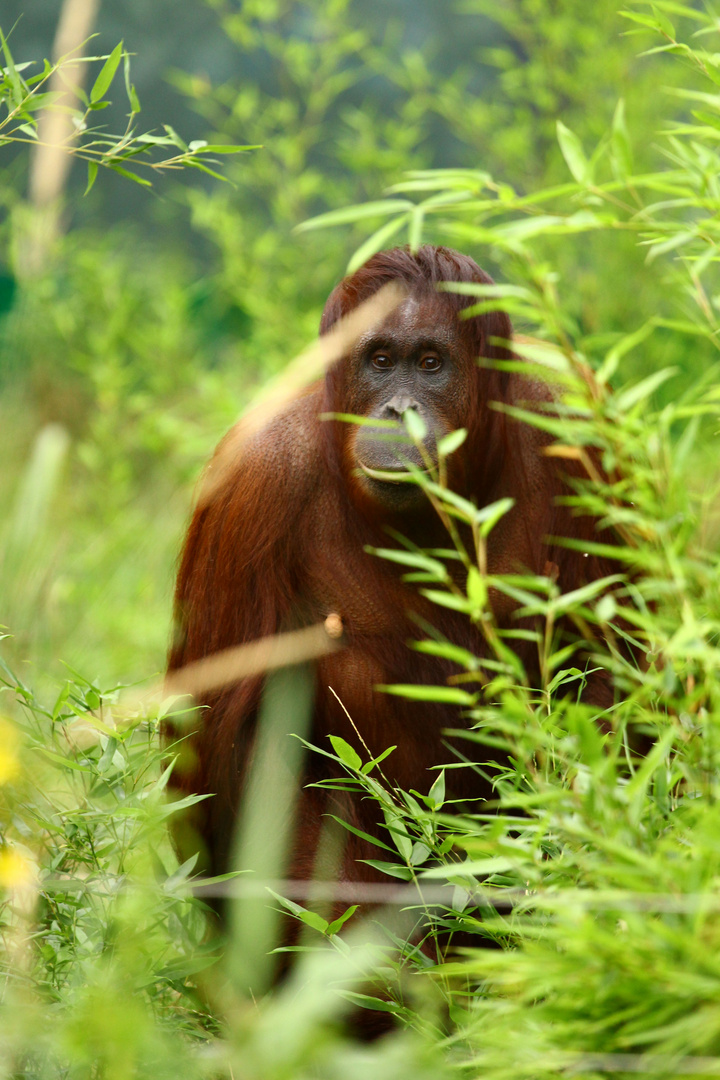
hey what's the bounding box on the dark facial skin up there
[344,293,472,511]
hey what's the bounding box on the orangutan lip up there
[357,462,429,484]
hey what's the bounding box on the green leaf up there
[325,815,394,852]
[437,428,467,457]
[383,809,413,860]
[408,207,425,251]
[52,682,70,720]
[162,124,188,151]
[416,478,480,521]
[328,735,362,771]
[347,214,409,274]
[651,4,676,37]
[22,91,63,113]
[611,99,634,179]
[0,27,23,106]
[182,159,228,183]
[156,955,219,980]
[648,230,698,262]
[370,547,448,578]
[202,143,259,153]
[297,909,329,934]
[91,42,123,103]
[548,642,580,673]
[84,160,98,195]
[412,639,479,668]
[97,736,119,774]
[557,121,590,183]
[338,991,401,1014]
[476,497,514,538]
[158,792,213,819]
[619,10,665,31]
[296,199,414,233]
[467,566,487,610]
[266,890,306,918]
[410,841,431,866]
[3,60,34,76]
[614,367,678,411]
[548,575,625,617]
[361,859,414,881]
[597,320,657,384]
[428,769,446,809]
[327,905,359,935]
[109,164,152,187]
[403,408,427,442]
[123,50,141,113]
[162,852,199,890]
[420,589,472,613]
[134,133,178,146]
[595,594,617,623]
[626,728,676,824]
[377,683,477,705]
[360,745,397,774]
[547,667,585,694]
[421,857,517,879]
[35,748,92,773]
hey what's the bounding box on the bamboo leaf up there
[91,42,123,103]
[376,683,477,705]
[328,735,362,771]
[84,160,98,195]
[296,199,414,233]
[557,121,590,183]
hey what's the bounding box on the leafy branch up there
[0,27,258,192]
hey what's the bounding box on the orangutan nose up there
[381,395,421,421]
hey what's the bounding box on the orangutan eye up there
[419,355,442,372]
[372,354,394,371]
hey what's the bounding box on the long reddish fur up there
[167,245,612,883]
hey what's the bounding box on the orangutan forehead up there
[355,293,461,349]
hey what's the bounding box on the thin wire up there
[38,875,720,914]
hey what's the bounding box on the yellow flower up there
[0,717,20,785]
[0,848,35,888]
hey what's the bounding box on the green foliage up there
[3,0,720,1075]
[0,28,254,189]
[171,0,462,369]
[0,661,215,1073]
[0,664,457,1075]
[278,2,720,1072]
[451,0,666,184]
[0,234,244,684]
[174,0,673,372]
[0,0,683,684]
